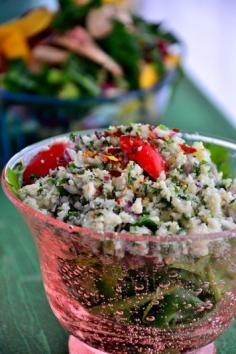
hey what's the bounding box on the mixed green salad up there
[0,0,182,98]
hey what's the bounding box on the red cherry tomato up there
[179,144,197,154]
[23,142,70,185]
[120,135,166,179]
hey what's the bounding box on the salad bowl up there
[2,131,236,354]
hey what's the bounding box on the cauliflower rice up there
[19,124,236,236]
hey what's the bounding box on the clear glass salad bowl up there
[0,73,175,166]
[2,132,236,354]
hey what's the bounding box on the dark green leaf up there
[64,55,101,96]
[133,217,158,233]
[99,21,141,88]
[147,287,204,327]
[53,0,102,32]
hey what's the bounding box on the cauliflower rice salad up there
[19,124,236,236]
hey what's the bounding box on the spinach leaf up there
[90,292,155,321]
[99,21,141,89]
[133,16,180,45]
[96,265,125,300]
[53,0,102,32]
[147,287,204,327]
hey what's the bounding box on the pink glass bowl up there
[2,132,236,354]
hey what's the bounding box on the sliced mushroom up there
[116,8,133,27]
[86,5,116,39]
[53,26,123,77]
[86,4,133,39]
[32,45,69,65]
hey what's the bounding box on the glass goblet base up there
[68,335,216,354]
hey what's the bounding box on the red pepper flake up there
[148,130,157,140]
[23,142,71,185]
[109,170,121,177]
[172,128,180,133]
[107,147,121,154]
[104,130,122,138]
[117,197,123,205]
[179,144,197,154]
[169,128,180,138]
[120,135,166,179]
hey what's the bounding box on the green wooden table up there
[1,76,236,354]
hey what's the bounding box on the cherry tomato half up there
[120,135,166,179]
[23,142,70,185]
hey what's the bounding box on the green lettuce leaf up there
[205,143,231,178]
[6,162,23,195]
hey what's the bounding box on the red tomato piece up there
[179,144,197,154]
[120,135,166,179]
[23,142,70,185]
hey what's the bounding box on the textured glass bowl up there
[0,72,175,166]
[2,132,236,354]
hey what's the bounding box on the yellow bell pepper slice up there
[0,8,54,40]
[1,30,30,61]
[164,54,181,69]
[139,63,159,90]
[103,0,125,4]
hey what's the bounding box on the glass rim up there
[2,131,236,244]
[0,72,174,106]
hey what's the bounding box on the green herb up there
[133,217,158,233]
[67,211,78,220]
[69,132,78,142]
[47,177,56,185]
[166,138,174,144]
[174,185,180,194]
[102,140,110,147]
[128,163,136,185]
[68,162,78,170]
[29,173,39,183]
[192,164,201,176]
[77,168,86,175]
[56,185,69,196]
[158,124,169,131]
